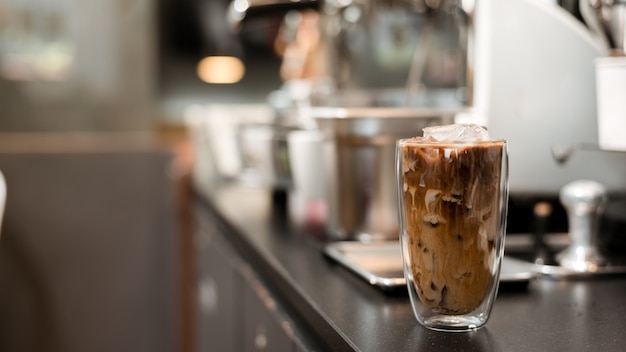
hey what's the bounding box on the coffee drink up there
[397,124,508,328]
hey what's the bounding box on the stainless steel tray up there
[324,241,537,292]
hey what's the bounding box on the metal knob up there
[557,180,608,272]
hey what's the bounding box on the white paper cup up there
[287,129,326,200]
[596,57,626,151]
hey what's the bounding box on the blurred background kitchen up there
[0,0,294,351]
[0,0,285,131]
[1,0,626,351]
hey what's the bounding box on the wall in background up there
[0,0,158,131]
[0,0,282,132]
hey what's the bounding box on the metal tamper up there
[557,180,609,272]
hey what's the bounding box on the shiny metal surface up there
[534,261,626,278]
[312,108,456,241]
[584,0,626,54]
[229,0,471,107]
[556,180,610,272]
[318,0,469,100]
[228,0,319,28]
[323,241,537,292]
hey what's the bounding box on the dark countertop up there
[197,185,626,351]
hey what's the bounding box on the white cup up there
[596,57,626,151]
[287,129,326,200]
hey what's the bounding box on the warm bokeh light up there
[197,56,245,84]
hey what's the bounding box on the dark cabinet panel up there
[194,209,246,352]
[195,222,242,352]
[242,268,295,352]
[194,205,317,352]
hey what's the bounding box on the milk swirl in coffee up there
[398,124,506,315]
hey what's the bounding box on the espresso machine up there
[229,0,626,275]
[471,0,626,276]
[471,0,626,194]
[230,0,626,191]
[230,0,470,242]
[230,0,471,110]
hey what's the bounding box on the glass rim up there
[396,138,507,147]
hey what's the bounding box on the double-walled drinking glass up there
[396,138,508,331]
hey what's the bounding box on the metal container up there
[229,0,471,107]
[310,107,456,241]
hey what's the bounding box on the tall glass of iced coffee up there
[395,124,508,332]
